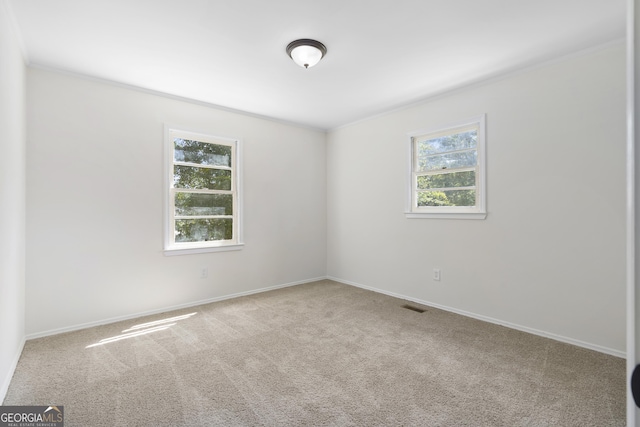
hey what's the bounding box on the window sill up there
[405,212,487,220]
[164,243,244,256]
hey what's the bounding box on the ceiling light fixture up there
[286,39,327,69]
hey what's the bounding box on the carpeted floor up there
[3,280,625,426]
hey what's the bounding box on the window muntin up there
[165,128,243,254]
[407,116,486,219]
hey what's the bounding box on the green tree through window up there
[165,129,242,253]
[407,115,486,219]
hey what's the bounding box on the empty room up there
[0,0,633,425]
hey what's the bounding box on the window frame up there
[406,115,487,219]
[163,126,244,256]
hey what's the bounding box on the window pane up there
[175,193,232,216]
[174,165,231,190]
[174,138,231,167]
[417,130,477,155]
[417,189,476,207]
[417,170,475,189]
[418,150,477,172]
[175,218,233,242]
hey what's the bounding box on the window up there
[406,115,486,219]
[164,127,243,255]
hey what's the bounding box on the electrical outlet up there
[200,268,208,279]
[433,269,441,281]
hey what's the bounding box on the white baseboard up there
[24,274,624,359]
[26,276,328,340]
[1,337,25,404]
[327,276,625,359]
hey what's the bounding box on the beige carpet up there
[3,280,625,426]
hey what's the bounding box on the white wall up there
[327,43,627,355]
[26,68,327,336]
[0,0,26,401]
[22,39,627,357]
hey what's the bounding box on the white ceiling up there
[6,0,626,130]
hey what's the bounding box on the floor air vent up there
[402,304,426,313]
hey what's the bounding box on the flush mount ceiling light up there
[286,39,327,69]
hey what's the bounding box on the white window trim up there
[163,125,244,256]
[405,114,487,220]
